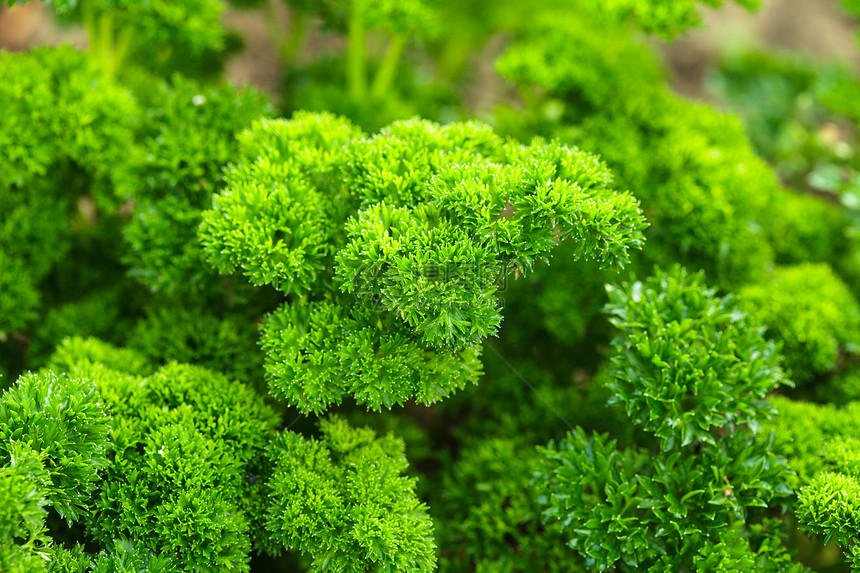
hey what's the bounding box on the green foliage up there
[264,416,436,572]
[440,353,591,448]
[283,53,458,133]
[709,50,860,284]
[496,14,783,293]
[579,0,759,37]
[498,257,617,349]
[0,47,137,334]
[496,10,664,119]
[98,423,252,571]
[0,339,439,572]
[0,371,110,523]
[0,47,136,195]
[47,336,154,378]
[199,112,361,295]
[824,362,860,403]
[201,111,645,413]
[5,0,860,570]
[0,254,40,335]
[28,288,131,367]
[47,540,178,573]
[34,349,278,572]
[765,396,860,487]
[536,268,794,571]
[731,389,860,569]
[738,263,860,383]
[102,0,226,55]
[1,0,228,77]
[604,266,787,450]
[796,437,860,569]
[268,0,455,131]
[0,443,51,572]
[762,189,848,266]
[287,0,438,37]
[128,303,265,386]
[119,76,271,294]
[81,365,279,571]
[433,438,579,573]
[259,300,483,414]
[708,51,845,188]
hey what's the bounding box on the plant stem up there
[81,0,132,79]
[370,33,406,100]
[282,10,307,72]
[109,25,134,78]
[263,0,285,62]
[81,0,97,54]
[347,8,366,101]
[99,11,113,76]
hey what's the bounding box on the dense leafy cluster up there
[0,338,434,572]
[796,439,860,568]
[710,50,860,287]
[5,0,229,77]
[497,16,785,291]
[199,112,645,413]
[5,0,860,570]
[604,268,787,449]
[536,268,796,571]
[480,8,834,369]
[264,416,436,572]
[738,263,860,383]
[433,438,576,573]
[119,75,271,293]
[579,0,760,37]
[764,396,860,570]
[0,47,136,335]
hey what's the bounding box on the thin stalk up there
[81,0,97,54]
[108,25,134,78]
[370,33,406,100]
[263,0,285,62]
[282,10,307,72]
[347,9,366,101]
[81,0,131,79]
[98,11,114,76]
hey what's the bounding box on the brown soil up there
[0,2,85,51]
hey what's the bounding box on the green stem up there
[347,9,366,101]
[108,25,134,78]
[370,33,406,100]
[263,0,285,62]
[81,0,132,80]
[282,10,307,72]
[81,0,97,53]
[99,11,114,76]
